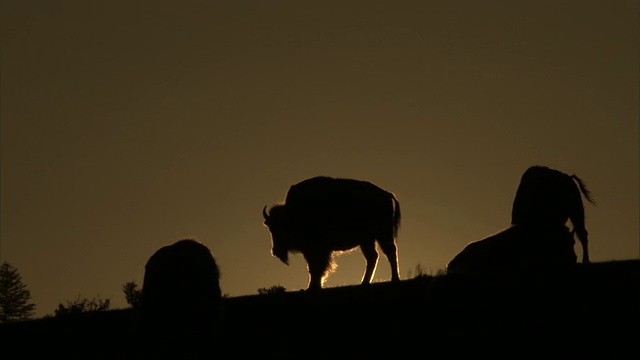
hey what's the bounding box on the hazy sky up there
[2,0,638,317]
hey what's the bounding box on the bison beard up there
[263,176,401,290]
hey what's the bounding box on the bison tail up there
[571,174,596,205]
[392,194,401,239]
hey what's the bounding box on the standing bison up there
[262,176,401,290]
[447,165,595,274]
[511,165,595,263]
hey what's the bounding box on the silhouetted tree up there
[122,281,142,308]
[257,284,286,295]
[0,261,36,322]
[54,294,110,317]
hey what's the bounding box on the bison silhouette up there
[140,239,221,357]
[511,165,595,263]
[448,165,595,274]
[263,176,401,290]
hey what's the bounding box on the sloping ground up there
[2,259,638,358]
[221,259,640,357]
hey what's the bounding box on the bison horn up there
[262,205,270,221]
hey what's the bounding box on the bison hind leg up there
[360,241,379,285]
[378,238,400,282]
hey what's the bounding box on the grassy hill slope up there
[2,259,638,358]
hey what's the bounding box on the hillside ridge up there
[2,259,638,357]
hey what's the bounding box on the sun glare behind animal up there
[262,176,402,290]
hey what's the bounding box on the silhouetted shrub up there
[257,284,286,295]
[406,263,443,279]
[122,281,142,309]
[54,295,110,317]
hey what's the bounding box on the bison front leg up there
[303,251,332,290]
[360,242,379,285]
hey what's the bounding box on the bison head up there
[263,205,292,265]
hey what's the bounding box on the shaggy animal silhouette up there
[263,176,401,290]
[511,165,595,263]
[140,239,221,358]
[447,223,579,274]
[448,165,595,274]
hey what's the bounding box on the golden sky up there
[1,0,638,316]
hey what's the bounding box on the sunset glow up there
[1,0,637,317]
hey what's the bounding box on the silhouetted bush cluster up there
[54,295,111,317]
[257,284,286,295]
[122,281,142,309]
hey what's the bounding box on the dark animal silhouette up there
[511,165,595,263]
[140,239,221,357]
[446,223,579,274]
[447,165,595,274]
[263,176,401,290]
